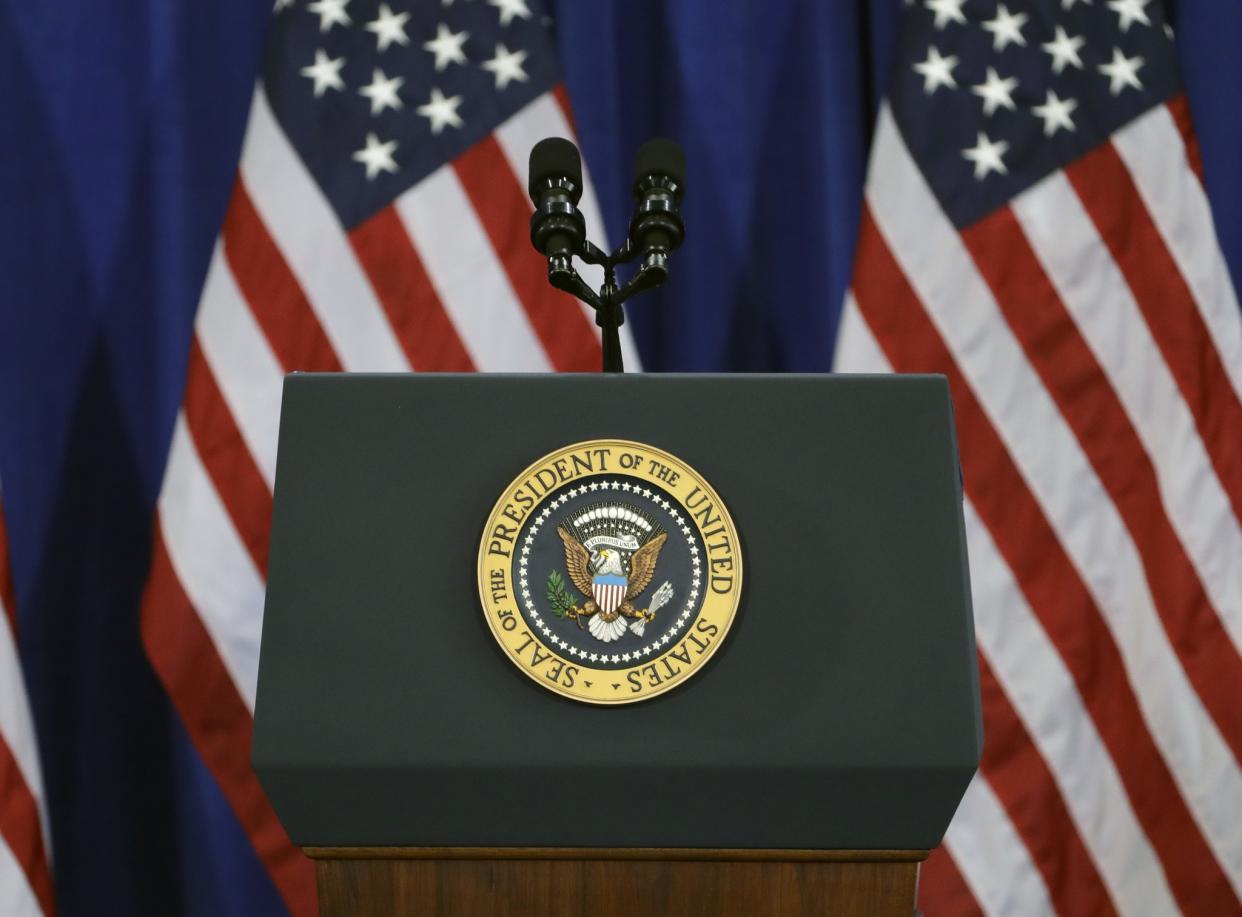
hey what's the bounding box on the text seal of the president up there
[478,440,742,704]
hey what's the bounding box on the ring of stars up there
[517,479,703,666]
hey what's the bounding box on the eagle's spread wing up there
[625,532,668,599]
[556,526,594,596]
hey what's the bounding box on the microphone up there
[528,137,586,259]
[628,138,685,261]
[520,135,688,374]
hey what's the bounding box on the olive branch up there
[545,570,578,618]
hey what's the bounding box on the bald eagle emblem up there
[553,503,675,643]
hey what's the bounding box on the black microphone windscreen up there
[528,137,582,202]
[633,138,686,189]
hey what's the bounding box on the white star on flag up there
[352,132,398,179]
[1042,26,1085,74]
[423,23,470,71]
[307,0,350,33]
[300,49,346,97]
[972,67,1018,117]
[1108,0,1151,32]
[1061,0,1091,7]
[482,43,529,89]
[913,46,958,94]
[925,0,966,30]
[365,4,410,52]
[1031,90,1078,135]
[982,4,1029,52]
[962,131,1009,179]
[358,68,404,115]
[488,0,531,27]
[1098,47,1144,95]
[417,87,465,134]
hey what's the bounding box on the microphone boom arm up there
[547,254,603,312]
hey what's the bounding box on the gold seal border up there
[477,439,743,705]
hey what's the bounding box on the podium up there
[253,374,982,916]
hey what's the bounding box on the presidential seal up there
[478,440,742,704]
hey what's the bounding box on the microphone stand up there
[546,240,670,374]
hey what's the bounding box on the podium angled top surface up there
[254,373,981,850]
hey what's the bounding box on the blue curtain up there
[0,1,1237,912]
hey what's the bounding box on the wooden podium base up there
[305,847,925,917]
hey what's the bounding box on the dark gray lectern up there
[254,374,981,917]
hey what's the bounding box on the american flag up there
[137,1,636,912]
[836,1,1242,914]
[0,488,54,917]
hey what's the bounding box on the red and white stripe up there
[0,491,55,917]
[837,101,1242,915]
[139,85,637,915]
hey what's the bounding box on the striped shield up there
[591,574,627,615]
